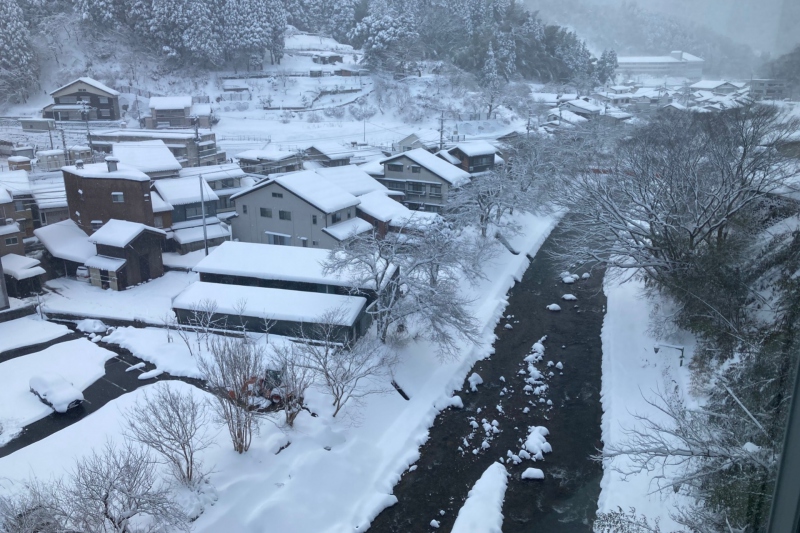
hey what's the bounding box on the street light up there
[653,343,685,366]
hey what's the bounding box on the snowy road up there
[368,218,606,532]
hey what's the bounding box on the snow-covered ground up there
[41,272,197,324]
[0,315,71,353]
[0,339,116,446]
[0,212,557,531]
[598,276,696,528]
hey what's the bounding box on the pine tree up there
[596,49,618,85]
[480,42,503,115]
[0,0,37,104]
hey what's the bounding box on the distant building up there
[616,51,704,80]
[446,141,500,174]
[112,140,183,179]
[304,142,352,167]
[393,133,438,153]
[749,79,790,101]
[89,129,226,167]
[689,80,743,95]
[179,164,251,214]
[144,96,213,129]
[42,77,121,121]
[0,170,35,237]
[235,148,302,176]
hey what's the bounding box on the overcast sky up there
[529,0,799,56]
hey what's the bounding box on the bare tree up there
[269,342,314,427]
[0,478,60,533]
[125,382,213,488]
[296,309,397,417]
[199,336,266,453]
[56,440,189,533]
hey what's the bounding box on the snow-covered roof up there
[0,170,31,196]
[382,149,471,186]
[173,281,367,326]
[89,219,165,248]
[1,254,45,280]
[7,156,30,163]
[390,209,441,229]
[85,255,127,271]
[34,219,96,263]
[37,150,64,157]
[436,150,461,165]
[191,103,212,116]
[618,52,703,63]
[62,162,150,182]
[356,191,410,223]
[451,141,498,157]
[148,96,192,110]
[112,140,183,174]
[235,148,297,162]
[690,80,736,90]
[565,99,603,113]
[323,217,373,241]
[172,223,230,245]
[274,171,359,213]
[359,159,384,177]
[547,108,588,124]
[31,176,67,209]
[308,142,353,160]
[179,163,245,182]
[0,188,11,204]
[154,176,219,206]
[0,221,21,237]
[193,240,393,290]
[92,128,214,141]
[151,191,173,213]
[50,77,120,96]
[313,165,387,196]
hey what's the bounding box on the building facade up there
[89,129,226,167]
[42,78,121,121]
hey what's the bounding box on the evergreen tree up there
[0,0,37,104]
[596,49,618,85]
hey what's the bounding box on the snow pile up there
[467,372,484,392]
[561,294,577,301]
[523,426,552,460]
[560,271,579,284]
[521,468,544,480]
[76,319,108,334]
[0,316,70,354]
[451,462,509,533]
[546,304,561,312]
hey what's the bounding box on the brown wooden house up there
[42,77,121,121]
[86,219,165,290]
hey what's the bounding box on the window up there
[111,192,124,203]
[91,220,103,230]
[272,192,283,198]
[411,165,421,174]
[347,209,352,219]
[429,184,442,197]
[100,109,111,118]
[184,205,203,219]
[407,182,425,195]
[242,204,248,214]
[312,215,317,225]
[331,212,342,224]
[60,96,77,104]
[267,234,290,245]
[279,210,291,221]
[14,200,25,212]
[312,240,319,246]
[143,193,150,203]
[221,178,234,189]
[260,207,272,218]
[4,237,18,246]
[386,181,405,191]
[387,163,403,172]
[153,216,163,228]
[98,97,109,104]
[301,238,308,247]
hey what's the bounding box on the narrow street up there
[369,219,606,532]
[0,328,203,458]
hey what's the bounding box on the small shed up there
[37,149,67,171]
[8,157,31,171]
[33,219,96,277]
[1,254,45,297]
[86,219,166,290]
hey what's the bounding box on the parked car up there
[29,372,84,412]
[75,266,90,282]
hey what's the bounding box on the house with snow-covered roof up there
[378,148,471,212]
[235,147,302,176]
[689,80,741,95]
[112,140,183,179]
[230,170,370,249]
[616,51,704,80]
[89,129,226,167]
[304,142,353,167]
[0,170,36,237]
[1,253,45,297]
[446,141,500,174]
[33,219,96,277]
[393,133,438,153]
[62,157,154,236]
[153,176,229,253]
[313,165,388,196]
[85,219,165,290]
[145,96,213,129]
[179,163,252,214]
[42,77,121,121]
[562,99,603,118]
[0,219,25,258]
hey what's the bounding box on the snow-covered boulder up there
[521,468,544,480]
[546,304,561,312]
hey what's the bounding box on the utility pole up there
[526,114,532,138]
[438,111,445,151]
[60,129,69,166]
[47,122,54,150]
[199,173,209,256]
[81,102,95,161]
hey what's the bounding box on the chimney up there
[670,50,683,61]
[105,156,119,172]
[2,218,12,226]
[75,159,84,169]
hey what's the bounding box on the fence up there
[218,93,250,102]
[114,85,163,98]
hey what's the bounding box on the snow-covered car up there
[75,266,90,282]
[29,372,85,413]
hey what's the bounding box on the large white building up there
[616,51,704,80]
